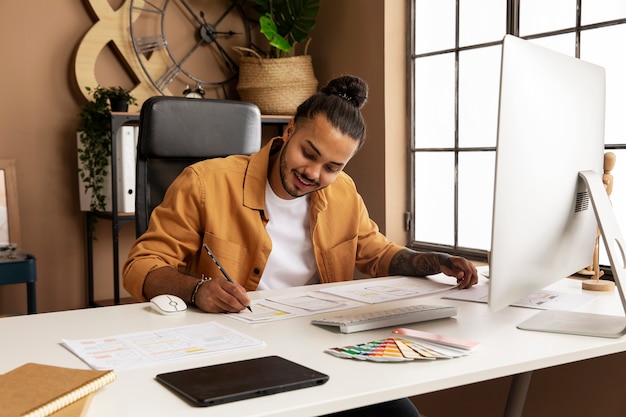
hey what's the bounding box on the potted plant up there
[77,86,137,213]
[235,0,321,115]
[101,86,138,112]
[248,0,321,58]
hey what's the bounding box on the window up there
[409,0,626,268]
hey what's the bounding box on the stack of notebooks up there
[324,328,479,362]
[0,363,115,417]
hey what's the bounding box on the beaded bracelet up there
[191,275,211,305]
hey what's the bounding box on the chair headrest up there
[138,96,262,159]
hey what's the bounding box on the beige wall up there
[1,0,94,314]
[311,1,408,242]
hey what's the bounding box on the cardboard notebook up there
[0,363,116,417]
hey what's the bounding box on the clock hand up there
[212,30,240,36]
[192,11,239,73]
[177,0,204,26]
[213,1,238,27]
[208,34,240,74]
[178,1,241,38]
[200,26,240,41]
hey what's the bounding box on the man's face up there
[273,114,359,199]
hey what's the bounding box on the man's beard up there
[279,146,320,198]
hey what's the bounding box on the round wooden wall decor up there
[74,0,251,106]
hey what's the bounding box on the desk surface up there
[2,277,625,417]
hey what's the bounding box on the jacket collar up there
[243,137,280,212]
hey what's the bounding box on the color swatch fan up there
[325,329,479,362]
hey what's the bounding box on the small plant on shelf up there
[101,86,138,112]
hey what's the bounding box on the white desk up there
[2,277,625,417]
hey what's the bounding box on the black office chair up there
[135,96,262,237]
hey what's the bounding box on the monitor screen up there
[488,35,626,337]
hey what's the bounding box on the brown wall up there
[1,1,624,416]
[1,0,95,314]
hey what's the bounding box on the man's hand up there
[439,255,479,289]
[390,249,479,289]
[193,277,251,313]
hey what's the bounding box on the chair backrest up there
[135,96,262,237]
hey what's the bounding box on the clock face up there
[129,0,251,97]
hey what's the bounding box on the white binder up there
[115,126,137,213]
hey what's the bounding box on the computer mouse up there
[150,294,187,315]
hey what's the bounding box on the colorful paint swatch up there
[325,336,475,362]
[393,338,432,360]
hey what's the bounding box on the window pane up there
[413,152,454,245]
[519,0,576,36]
[458,151,495,250]
[414,0,456,54]
[410,0,626,264]
[580,26,626,145]
[414,53,455,148]
[582,0,626,25]
[459,0,506,46]
[458,46,501,148]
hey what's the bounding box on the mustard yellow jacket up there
[123,138,403,301]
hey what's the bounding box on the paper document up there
[227,293,364,323]
[225,277,457,324]
[62,321,264,370]
[319,276,458,304]
[442,283,598,310]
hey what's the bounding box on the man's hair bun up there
[321,75,368,109]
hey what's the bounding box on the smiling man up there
[123,74,478,417]
[123,74,477,313]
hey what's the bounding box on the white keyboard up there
[311,304,458,334]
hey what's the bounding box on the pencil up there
[203,244,253,312]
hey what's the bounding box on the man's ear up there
[283,119,296,141]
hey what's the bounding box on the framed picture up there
[0,159,20,245]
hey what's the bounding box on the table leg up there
[503,371,533,417]
[26,281,36,314]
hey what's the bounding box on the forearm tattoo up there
[389,249,452,276]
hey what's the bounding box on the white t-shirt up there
[257,181,319,290]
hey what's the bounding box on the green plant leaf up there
[260,14,292,53]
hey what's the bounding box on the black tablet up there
[155,355,329,407]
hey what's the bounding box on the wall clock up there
[129,0,251,97]
[74,0,251,106]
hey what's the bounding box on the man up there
[124,75,478,416]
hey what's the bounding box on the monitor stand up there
[517,170,626,338]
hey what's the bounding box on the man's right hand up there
[143,266,251,313]
[193,276,251,313]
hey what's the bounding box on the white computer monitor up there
[488,35,626,338]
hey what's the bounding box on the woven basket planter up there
[235,47,318,115]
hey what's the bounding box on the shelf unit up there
[86,113,290,307]
[86,113,139,307]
